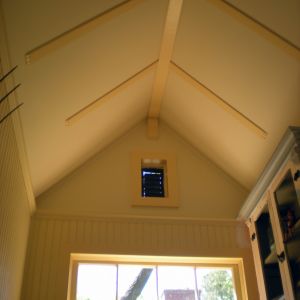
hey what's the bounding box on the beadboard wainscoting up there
[0,74,32,299]
[21,212,259,300]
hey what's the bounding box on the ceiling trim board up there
[238,127,300,220]
[25,0,145,64]
[170,61,268,139]
[208,0,300,61]
[66,60,158,126]
[148,0,183,119]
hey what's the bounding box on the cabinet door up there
[269,162,300,300]
[248,216,267,299]
[252,194,286,300]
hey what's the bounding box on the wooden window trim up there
[130,151,179,207]
[67,253,248,300]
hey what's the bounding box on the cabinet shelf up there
[265,240,300,265]
[272,295,285,300]
[265,242,300,265]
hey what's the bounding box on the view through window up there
[76,263,237,300]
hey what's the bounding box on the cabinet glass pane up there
[255,205,284,300]
[274,170,300,299]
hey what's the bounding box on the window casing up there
[131,152,178,207]
[67,254,247,300]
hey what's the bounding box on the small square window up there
[141,167,165,197]
[131,152,178,207]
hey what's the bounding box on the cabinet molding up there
[244,126,300,300]
[239,127,300,220]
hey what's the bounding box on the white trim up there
[170,61,267,139]
[208,0,300,61]
[34,209,243,225]
[238,127,300,220]
[68,253,248,300]
[25,0,146,63]
[65,61,157,125]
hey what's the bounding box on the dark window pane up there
[141,168,165,197]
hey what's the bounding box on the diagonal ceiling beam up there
[170,61,268,139]
[148,0,183,120]
[65,60,158,126]
[25,0,145,64]
[208,0,300,61]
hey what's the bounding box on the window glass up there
[76,263,117,300]
[196,268,236,300]
[141,168,165,197]
[118,265,157,300]
[157,266,197,299]
[74,263,240,300]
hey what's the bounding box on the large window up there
[68,255,247,300]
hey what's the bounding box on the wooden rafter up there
[65,60,158,126]
[170,61,268,139]
[208,0,300,61]
[25,0,145,64]
[148,0,183,121]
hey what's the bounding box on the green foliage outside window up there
[201,270,234,300]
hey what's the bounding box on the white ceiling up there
[1,0,300,196]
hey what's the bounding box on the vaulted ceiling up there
[1,0,300,196]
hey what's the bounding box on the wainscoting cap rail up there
[34,210,243,225]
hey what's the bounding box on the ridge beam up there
[147,0,184,133]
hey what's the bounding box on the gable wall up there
[21,121,259,299]
[37,121,248,219]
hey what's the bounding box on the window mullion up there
[116,264,119,300]
[156,265,159,300]
[194,266,200,300]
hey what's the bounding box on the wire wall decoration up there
[0,65,23,125]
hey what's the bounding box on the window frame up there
[67,254,248,300]
[130,151,179,207]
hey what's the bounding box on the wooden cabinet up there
[240,127,300,300]
[249,162,300,300]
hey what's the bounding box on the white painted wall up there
[24,121,259,300]
[21,212,259,300]
[37,121,248,219]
